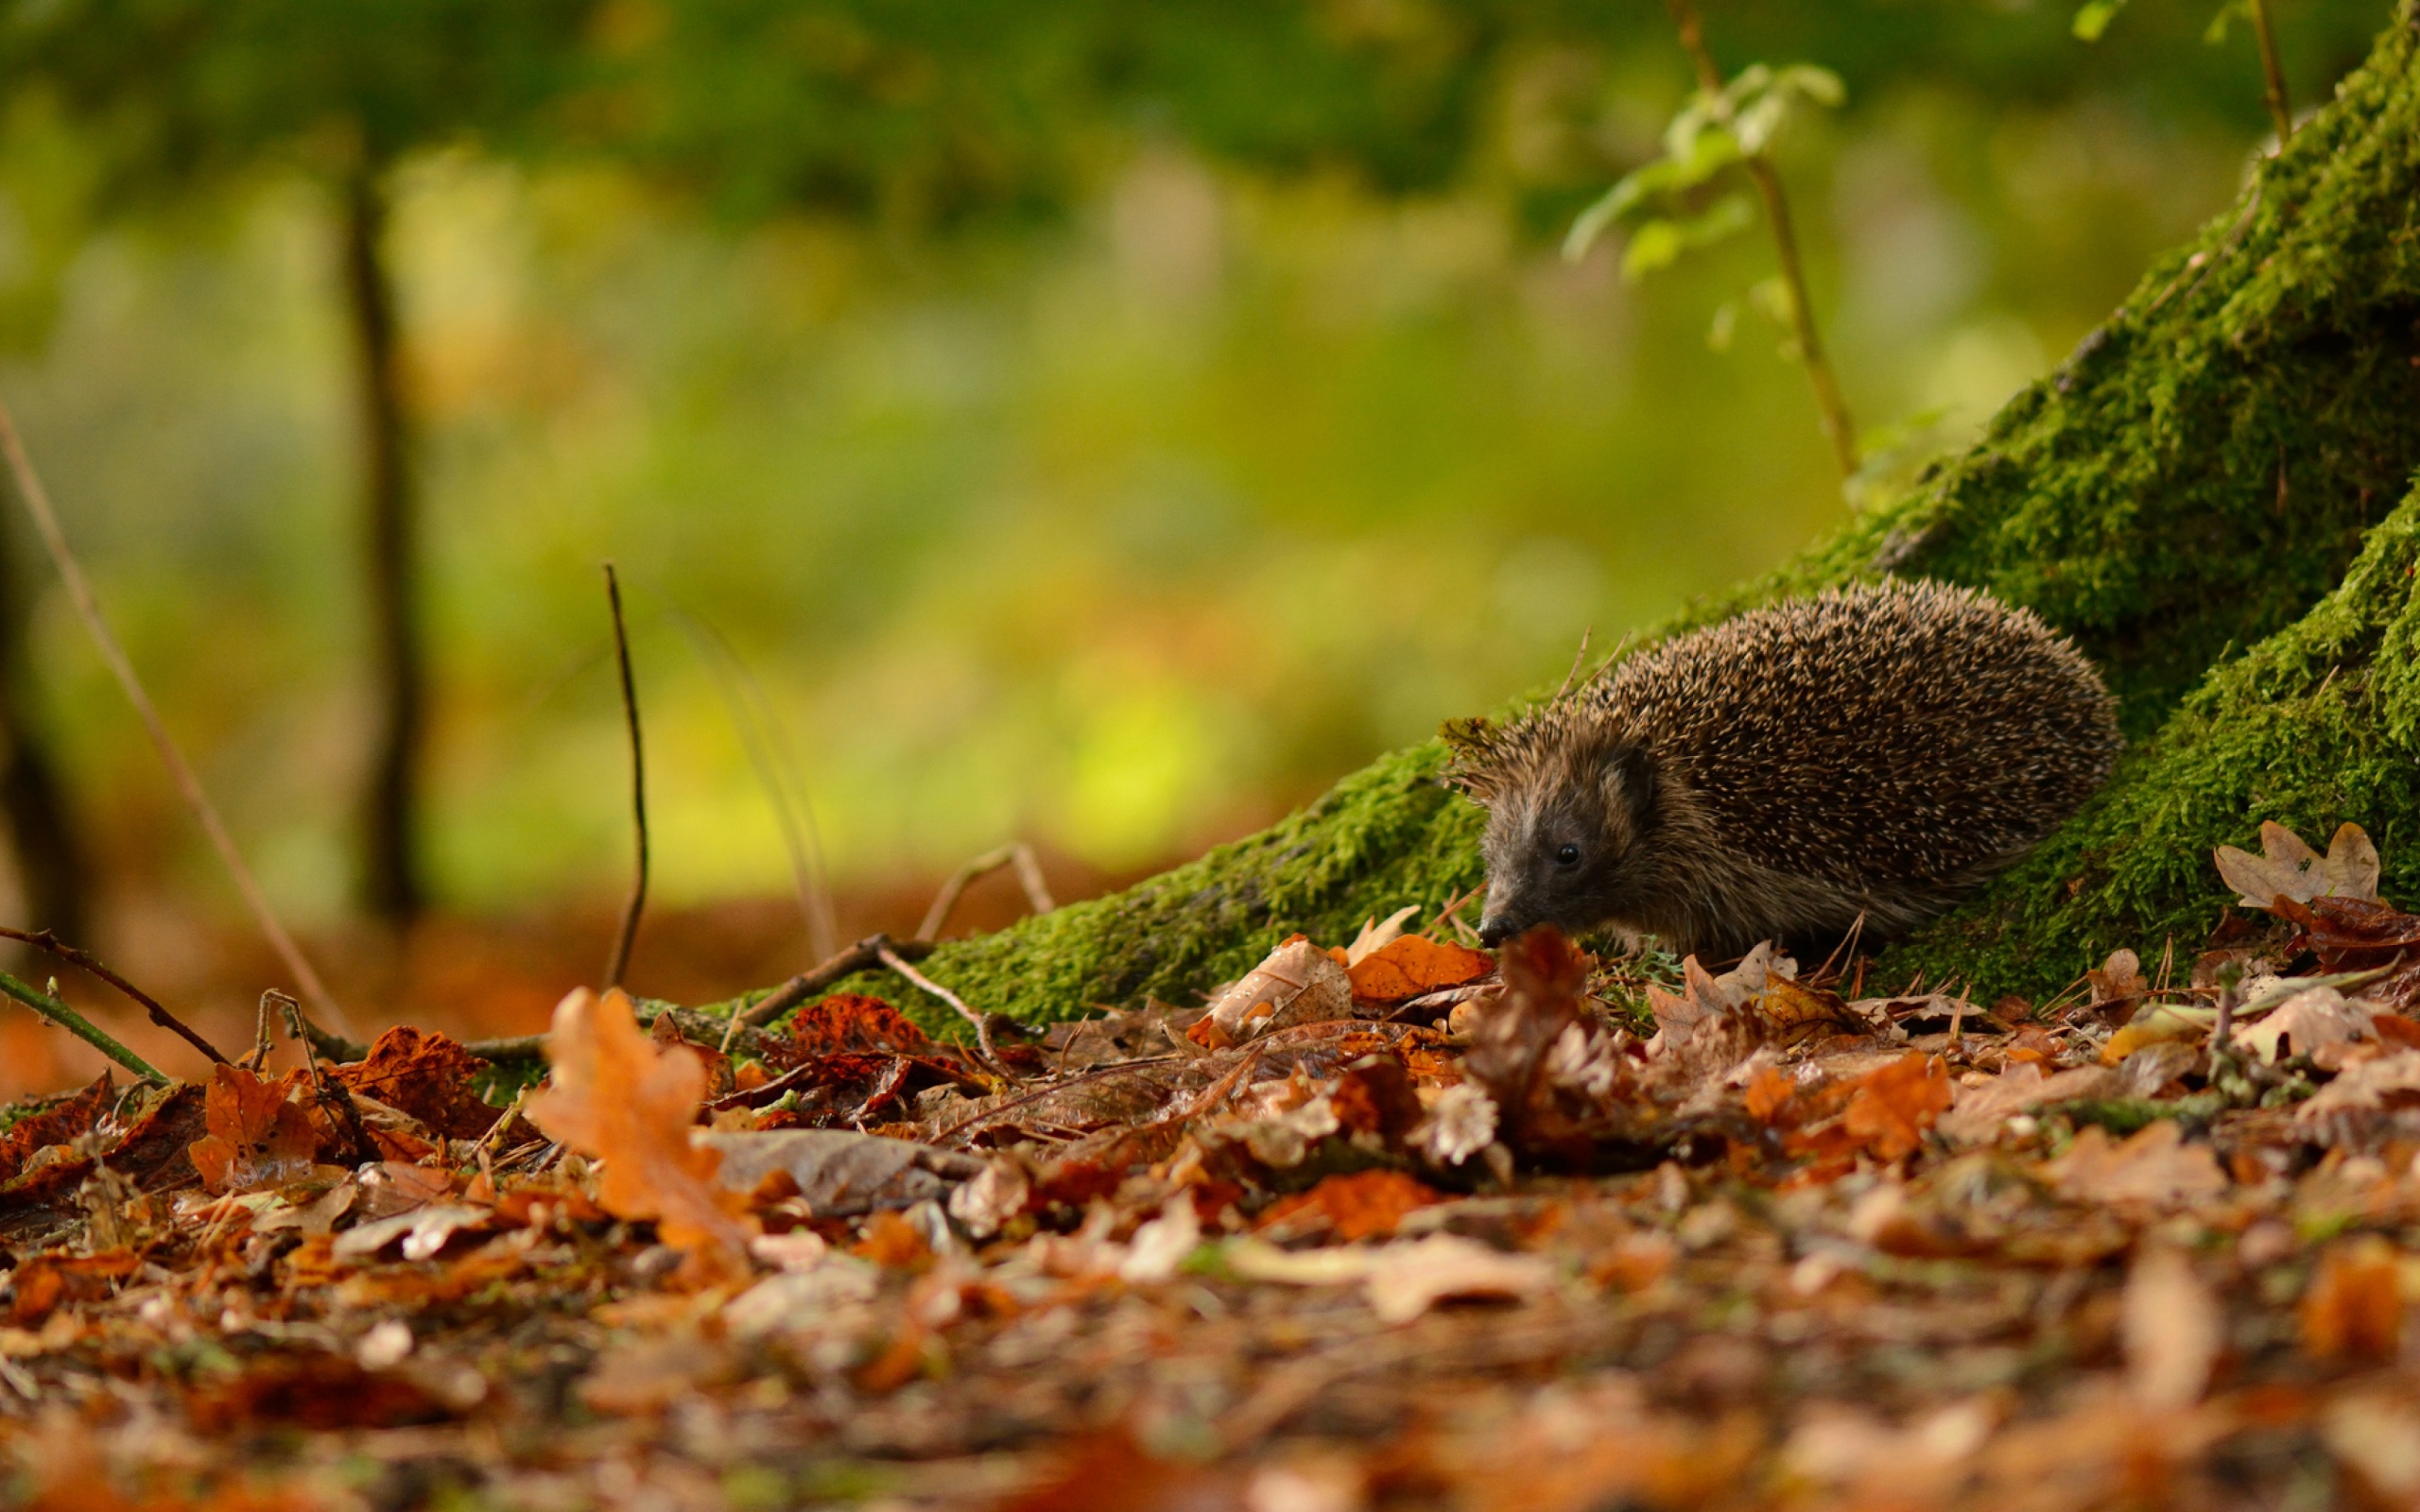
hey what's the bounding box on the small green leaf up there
[1774,65,1846,109]
[2071,0,2128,40]
[1621,219,1685,279]
[1708,301,1739,352]
[1564,183,1627,262]
[2204,0,2251,44]
[1621,196,1754,282]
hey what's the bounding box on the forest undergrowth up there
[0,814,2417,1509]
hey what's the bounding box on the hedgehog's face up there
[1473,744,1657,948]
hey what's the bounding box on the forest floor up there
[2,822,2419,1510]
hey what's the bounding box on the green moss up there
[1891,481,2420,997]
[737,4,2420,1032]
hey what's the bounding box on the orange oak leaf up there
[187,1064,321,1194]
[523,988,754,1281]
[333,1026,500,1141]
[1840,1055,1952,1161]
[1346,934,1495,1005]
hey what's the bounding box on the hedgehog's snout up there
[1477,913,1517,949]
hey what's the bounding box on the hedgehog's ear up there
[1603,744,1657,833]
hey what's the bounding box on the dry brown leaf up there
[2232,985,2376,1064]
[523,988,755,1281]
[2215,820,2381,911]
[2046,1121,2227,1210]
[2299,1047,2420,1121]
[187,1064,320,1195]
[2303,1236,2401,1362]
[2124,1245,2221,1411]
[1840,1055,1952,1161]
[1201,936,1355,1042]
[332,1027,500,1141]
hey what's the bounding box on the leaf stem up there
[0,970,164,1082]
[1662,0,1858,481]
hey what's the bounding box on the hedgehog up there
[1443,578,2121,961]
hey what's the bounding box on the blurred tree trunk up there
[751,2,2420,1028]
[0,514,88,942]
[342,167,424,924]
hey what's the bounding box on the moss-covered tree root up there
[733,2,2420,1035]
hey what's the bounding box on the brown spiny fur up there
[1443,578,2120,961]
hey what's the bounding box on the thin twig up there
[0,924,225,1064]
[269,989,378,1166]
[737,934,940,1028]
[1663,0,1857,480]
[673,610,839,963]
[917,842,1057,943]
[601,563,648,991]
[0,394,354,1035]
[875,942,1012,1081]
[2249,0,2293,146]
[0,970,164,1081]
[930,1056,1184,1146]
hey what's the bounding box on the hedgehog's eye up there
[1555,843,1581,867]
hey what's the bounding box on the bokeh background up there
[0,0,2386,1092]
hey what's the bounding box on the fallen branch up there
[601,563,648,991]
[0,396,356,1036]
[737,934,937,1028]
[917,841,1056,943]
[876,941,1013,1081]
[0,970,164,1081]
[0,924,226,1064]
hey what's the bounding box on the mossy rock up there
[741,2,2420,1035]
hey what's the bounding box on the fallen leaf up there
[188,1064,321,1195]
[2088,949,2147,1004]
[2125,1245,2221,1410]
[1254,1169,1443,1243]
[699,1127,981,1217]
[2299,1048,2420,1121]
[1840,1055,1952,1161]
[769,993,934,1060]
[2233,985,2375,1064]
[2303,1236,2401,1362]
[2047,1121,2227,1209]
[2216,820,2381,911]
[331,1204,495,1263]
[1347,933,1495,1005]
[1226,1232,1553,1323]
[1201,936,1356,1042]
[333,1027,500,1141]
[183,1354,454,1434]
[523,988,756,1281]
[0,1074,112,1187]
[1344,905,1423,967]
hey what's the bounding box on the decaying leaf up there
[2215,820,2381,910]
[523,988,755,1280]
[1226,1232,1554,1323]
[2124,1245,2221,1411]
[333,1027,501,1141]
[700,1128,982,1217]
[2302,1236,2401,1362]
[1196,936,1356,1046]
[187,1064,321,1195]
[1839,1055,1952,1161]
[2046,1121,2226,1210]
[2231,984,2376,1064]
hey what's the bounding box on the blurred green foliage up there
[0,0,2390,937]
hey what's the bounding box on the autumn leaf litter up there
[9,827,2420,1506]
